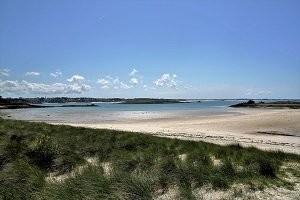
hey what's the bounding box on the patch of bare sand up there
[45,157,99,182]
[51,108,300,154]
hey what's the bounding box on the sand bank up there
[52,108,300,154]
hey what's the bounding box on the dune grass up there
[0,118,299,199]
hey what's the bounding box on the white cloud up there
[50,70,63,78]
[67,75,85,82]
[25,71,40,76]
[0,80,19,91]
[120,82,132,89]
[97,77,113,89]
[97,75,135,90]
[0,68,10,77]
[130,68,138,76]
[154,74,170,86]
[129,68,142,85]
[97,69,142,90]
[101,85,109,89]
[97,77,122,89]
[154,73,178,88]
[129,78,138,85]
[113,78,120,84]
[0,80,90,94]
[97,78,112,89]
[97,78,110,85]
[143,84,149,91]
[65,83,91,94]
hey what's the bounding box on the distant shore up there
[1,97,299,109]
[230,100,300,109]
[0,97,190,109]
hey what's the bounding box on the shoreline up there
[2,107,300,154]
[48,108,300,154]
[55,122,300,154]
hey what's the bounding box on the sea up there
[0,100,279,123]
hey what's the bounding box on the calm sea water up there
[33,100,243,111]
[1,100,248,123]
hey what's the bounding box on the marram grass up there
[0,119,299,199]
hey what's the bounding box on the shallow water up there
[32,100,243,111]
[1,100,244,123]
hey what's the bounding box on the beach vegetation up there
[0,118,299,199]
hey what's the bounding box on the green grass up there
[0,119,299,199]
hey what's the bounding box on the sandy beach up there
[47,108,300,154]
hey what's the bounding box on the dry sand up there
[52,108,300,154]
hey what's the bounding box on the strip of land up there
[0,97,188,108]
[230,100,300,109]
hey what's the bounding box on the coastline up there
[2,107,300,154]
[50,108,300,154]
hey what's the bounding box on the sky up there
[0,0,300,99]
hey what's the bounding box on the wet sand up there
[53,108,300,154]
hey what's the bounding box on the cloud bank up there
[0,67,280,98]
[0,80,90,95]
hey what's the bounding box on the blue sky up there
[1,0,299,98]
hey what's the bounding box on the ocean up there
[1,100,248,123]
